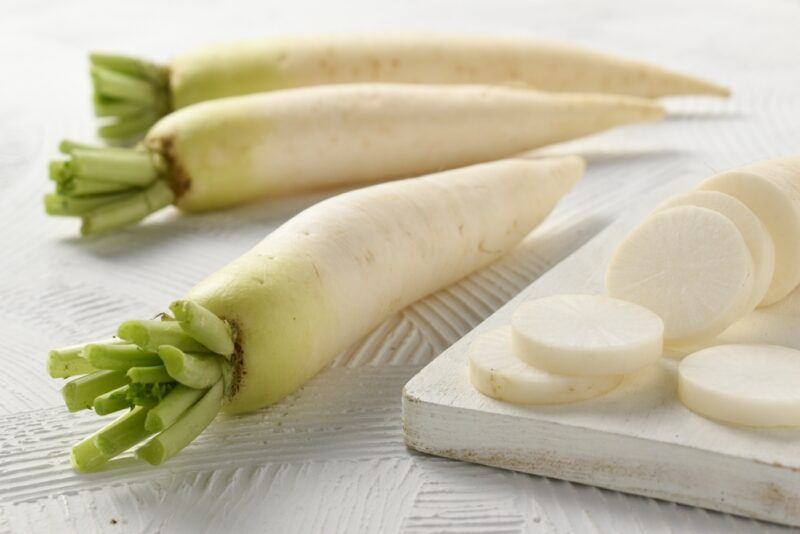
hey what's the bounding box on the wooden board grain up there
[402,173,800,528]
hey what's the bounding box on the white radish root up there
[469,327,623,405]
[606,206,754,346]
[679,344,800,427]
[510,294,663,376]
[657,190,775,309]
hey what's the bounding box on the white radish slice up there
[697,167,800,306]
[679,344,800,427]
[510,294,663,375]
[468,327,623,404]
[606,206,754,346]
[657,190,775,309]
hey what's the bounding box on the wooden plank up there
[402,173,800,527]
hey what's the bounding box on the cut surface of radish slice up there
[657,190,775,309]
[679,344,800,427]
[510,294,663,375]
[697,169,800,306]
[468,327,623,405]
[606,205,754,346]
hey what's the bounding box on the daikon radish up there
[511,294,663,376]
[697,156,800,305]
[46,84,661,235]
[47,156,584,470]
[606,206,754,346]
[657,190,775,309]
[469,327,623,404]
[719,285,800,350]
[89,34,728,141]
[679,344,800,427]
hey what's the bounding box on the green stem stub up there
[85,343,162,371]
[44,142,176,236]
[145,385,206,433]
[118,320,207,353]
[50,300,235,471]
[62,370,129,412]
[127,365,173,384]
[47,344,100,378]
[89,53,170,143]
[159,346,223,389]
[170,300,235,357]
[71,433,110,473]
[138,381,223,465]
[93,385,133,415]
[95,406,153,457]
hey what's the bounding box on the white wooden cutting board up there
[402,173,800,528]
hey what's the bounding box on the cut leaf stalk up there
[85,343,161,370]
[145,385,206,432]
[138,381,223,465]
[48,344,99,378]
[170,299,234,357]
[95,406,153,458]
[117,320,207,353]
[93,385,133,415]
[159,346,222,388]
[127,365,174,384]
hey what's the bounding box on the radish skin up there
[91,34,727,140]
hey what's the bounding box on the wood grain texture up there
[1,0,800,531]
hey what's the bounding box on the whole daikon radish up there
[45,84,661,235]
[47,156,584,470]
[88,34,728,141]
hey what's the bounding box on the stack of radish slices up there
[469,294,664,405]
[469,156,800,428]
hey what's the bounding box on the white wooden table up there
[1,0,798,532]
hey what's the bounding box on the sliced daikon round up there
[657,190,775,309]
[606,205,754,346]
[510,294,663,376]
[468,327,623,405]
[697,169,800,305]
[679,344,800,427]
